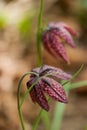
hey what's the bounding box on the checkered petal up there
[34,83,49,111]
[49,31,69,63]
[52,27,76,48]
[42,22,77,63]
[27,79,37,102]
[41,77,68,103]
[57,22,78,36]
[39,65,72,80]
[42,31,57,58]
[27,79,49,111]
[26,65,71,111]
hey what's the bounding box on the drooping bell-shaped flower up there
[42,22,77,63]
[27,65,72,111]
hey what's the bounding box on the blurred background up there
[0,0,87,130]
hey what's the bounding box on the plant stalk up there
[37,0,43,66]
[17,73,29,130]
[17,72,38,130]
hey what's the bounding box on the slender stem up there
[32,99,50,130]
[62,64,84,86]
[17,73,29,130]
[17,72,38,130]
[20,79,39,107]
[17,1,44,130]
[32,109,43,130]
[41,108,51,130]
[37,0,43,66]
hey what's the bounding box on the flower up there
[42,22,78,63]
[26,65,72,111]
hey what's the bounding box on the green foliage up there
[18,14,32,37]
[78,0,87,29]
[0,13,7,29]
[80,0,87,10]
[78,10,87,29]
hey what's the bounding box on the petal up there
[27,79,49,111]
[42,29,70,63]
[42,31,57,58]
[41,77,68,103]
[48,22,78,37]
[32,67,40,74]
[57,22,78,36]
[49,31,69,63]
[27,79,37,102]
[34,83,49,111]
[40,65,72,80]
[52,28,76,48]
[48,22,76,47]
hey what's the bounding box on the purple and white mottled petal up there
[32,67,40,74]
[48,22,78,37]
[42,22,77,63]
[42,31,57,58]
[40,65,72,80]
[48,22,76,47]
[52,28,76,48]
[64,26,78,36]
[29,87,37,102]
[35,83,49,111]
[27,80,49,111]
[57,22,78,36]
[27,79,37,102]
[48,22,58,29]
[41,77,68,103]
[49,32,69,63]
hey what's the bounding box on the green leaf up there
[70,81,87,90]
[51,103,66,130]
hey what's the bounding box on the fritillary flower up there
[42,22,78,63]
[27,65,71,111]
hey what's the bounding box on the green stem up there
[32,109,43,130]
[62,64,84,86]
[20,78,39,107]
[17,73,29,130]
[37,0,43,66]
[17,72,38,130]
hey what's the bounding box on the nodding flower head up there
[42,22,78,64]
[26,65,72,111]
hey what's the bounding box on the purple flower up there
[27,65,71,111]
[42,22,78,63]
